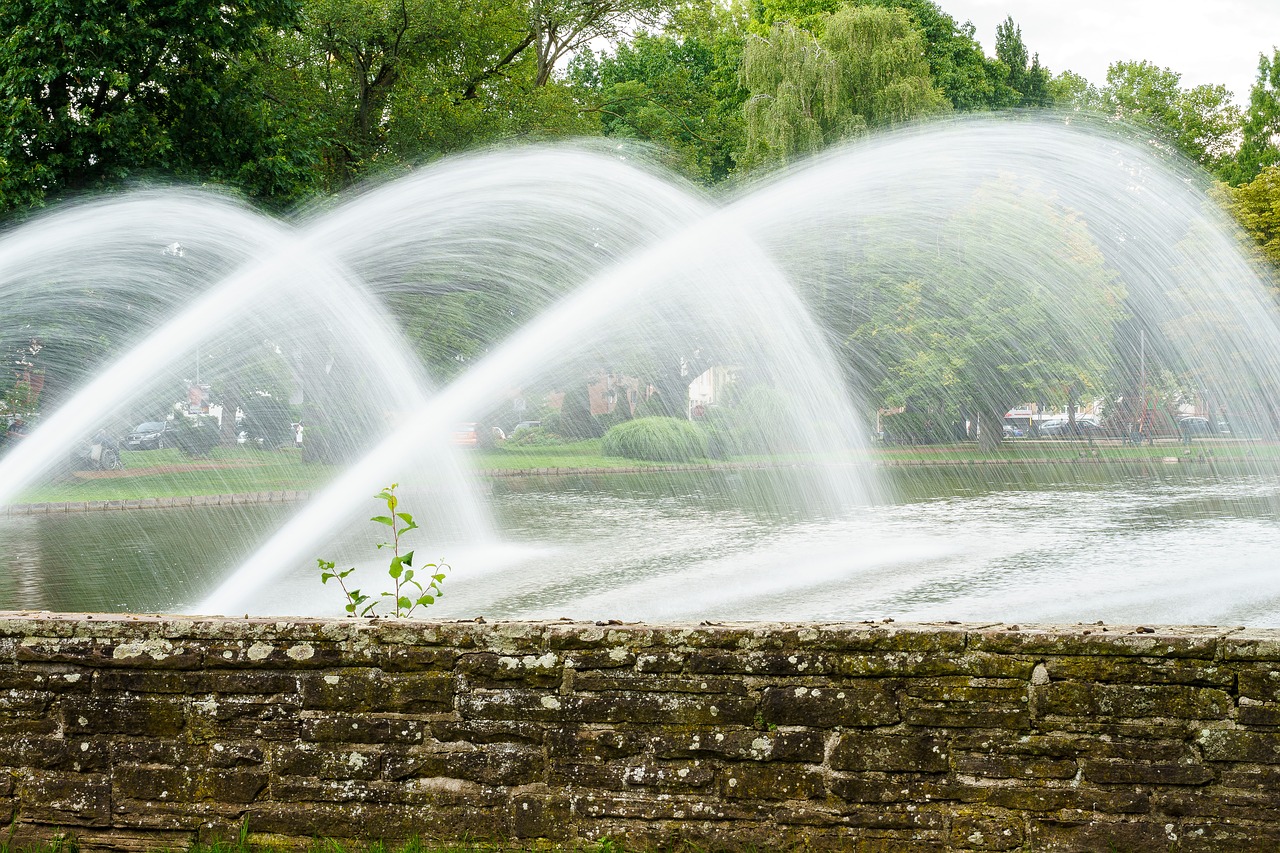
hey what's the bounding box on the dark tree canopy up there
[0,0,314,214]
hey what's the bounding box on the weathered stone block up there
[552,759,715,792]
[984,786,1149,814]
[633,651,685,672]
[1081,759,1213,785]
[510,793,571,839]
[301,714,427,744]
[687,649,834,676]
[17,770,111,824]
[572,671,746,695]
[1045,655,1231,687]
[1240,667,1280,701]
[546,726,646,762]
[247,800,506,839]
[759,683,898,728]
[653,728,825,763]
[113,765,268,804]
[299,669,453,712]
[827,774,990,805]
[431,718,545,745]
[903,677,1027,703]
[457,651,562,687]
[1039,682,1232,720]
[375,644,459,672]
[96,669,197,693]
[187,695,301,741]
[901,700,1028,730]
[384,743,544,786]
[273,743,384,780]
[830,732,948,773]
[9,736,109,772]
[721,763,824,800]
[1238,702,1280,727]
[63,696,185,736]
[1196,728,1280,763]
[197,670,300,695]
[463,688,755,725]
[952,753,1077,780]
[1178,823,1280,853]
[1029,818,1176,852]
[971,628,1218,659]
[0,665,93,692]
[949,812,1024,851]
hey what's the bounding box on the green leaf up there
[370,515,395,527]
[402,550,414,566]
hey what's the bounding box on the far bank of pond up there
[8,438,1279,508]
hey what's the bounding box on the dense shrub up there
[505,426,565,447]
[172,417,220,457]
[602,417,708,462]
[242,395,295,448]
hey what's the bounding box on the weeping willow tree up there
[740,5,948,166]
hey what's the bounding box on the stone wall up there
[3,613,1280,851]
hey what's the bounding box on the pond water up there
[5,468,1280,626]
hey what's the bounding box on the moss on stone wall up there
[2,614,1280,851]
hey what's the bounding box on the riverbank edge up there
[4,454,1267,516]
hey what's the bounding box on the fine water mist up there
[4,116,1280,625]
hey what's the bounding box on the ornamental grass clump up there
[601,416,708,462]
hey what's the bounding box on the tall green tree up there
[0,0,312,217]
[267,0,631,190]
[1229,49,1280,185]
[838,180,1126,449]
[1227,165,1280,273]
[1099,61,1241,176]
[741,5,947,165]
[570,20,747,183]
[750,0,1014,111]
[993,16,1051,107]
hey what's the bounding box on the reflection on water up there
[4,468,1280,625]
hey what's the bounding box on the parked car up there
[1177,416,1214,438]
[125,420,174,451]
[1040,419,1105,439]
[512,420,542,433]
[1002,424,1025,438]
[452,423,479,447]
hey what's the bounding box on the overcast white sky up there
[940,0,1280,104]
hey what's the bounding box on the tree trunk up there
[977,408,1004,453]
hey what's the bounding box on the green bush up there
[505,426,565,447]
[602,417,708,462]
[172,417,221,458]
[242,395,295,449]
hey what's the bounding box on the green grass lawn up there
[11,437,1278,506]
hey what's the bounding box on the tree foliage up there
[1097,61,1241,176]
[1228,165,1280,270]
[838,180,1126,442]
[570,6,747,183]
[741,5,947,165]
[993,16,1051,107]
[1229,49,1280,186]
[0,0,312,214]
